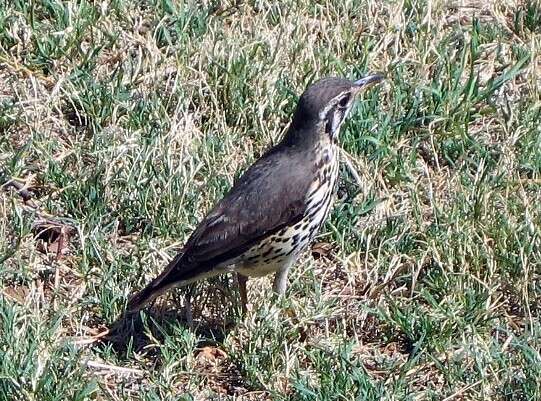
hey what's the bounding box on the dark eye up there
[338,94,350,108]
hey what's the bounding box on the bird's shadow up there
[100,284,241,358]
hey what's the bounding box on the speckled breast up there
[235,144,339,277]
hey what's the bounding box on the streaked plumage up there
[127,75,383,313]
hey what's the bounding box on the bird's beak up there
[353,74,384,92]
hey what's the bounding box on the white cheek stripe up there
[319,100,336,120]
[332,111,342,133]
[318,94,355,137]
[318,90,352,120]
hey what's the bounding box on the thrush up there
[127,74,383,313]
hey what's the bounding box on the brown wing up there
[182,151,311,268]
[127,145,315,311]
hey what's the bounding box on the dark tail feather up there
[126,280,171,313]
[126,254,188,313]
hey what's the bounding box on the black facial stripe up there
[325,113,334,135]
[325,107,345,135]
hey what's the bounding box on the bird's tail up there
[126,253,192,313]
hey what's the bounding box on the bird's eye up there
[338,94,350,108]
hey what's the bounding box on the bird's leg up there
[237,273,248,314]
[184,285,194,328]
[272,263,291,295]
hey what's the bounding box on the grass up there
[0,0,540,399]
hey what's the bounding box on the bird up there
[127,74,383,314]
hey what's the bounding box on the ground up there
[0,0,540,400]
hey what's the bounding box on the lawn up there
[0,0,540,400]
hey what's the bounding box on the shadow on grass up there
[93,301,253,396]
[100,285,241,357]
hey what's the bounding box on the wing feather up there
[159,146,314,284]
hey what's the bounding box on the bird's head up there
[285,75,383,146]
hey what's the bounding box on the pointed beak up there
[353,74,384,91]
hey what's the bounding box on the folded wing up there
[127,146,314,311]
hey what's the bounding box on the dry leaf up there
[311,241,334,259]
[33,222,72,259]
[196,346,227,363]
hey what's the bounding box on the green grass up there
[0,0,540,399]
